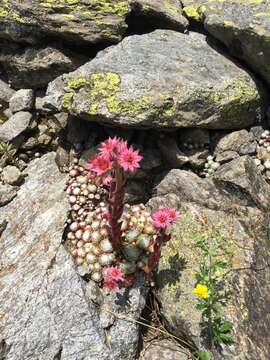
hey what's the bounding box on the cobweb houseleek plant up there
[65,137,179,290]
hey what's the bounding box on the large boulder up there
[45,30,264,129]
[0,0,187,46]
[148,156,270,359]
[182,0,270,86]
[0,153,147,360]
[0,42,87,89]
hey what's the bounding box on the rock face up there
[140,339,189,360]
[46,30,263,129]
[0,111,32,142]
[182,0,270,86]
[0,183,18,206]
[0,153,147,360]
[149,156,270,359]
[0,0,187,46]
[9,89,34,113]
[0,43,87,89]
[0,79,15,105]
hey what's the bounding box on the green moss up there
[0,7,7,16]
[62,92,74,110]
[68,77,87,89]
[245,0,263,4]
[12,11,32,24]
[183,5,201,21]
[164,2,178,14]
[88,72,149,115]
[183,78,260,125]
[62,72,150,116]
[0,0,9,17]
[223,20,235,27]
[41,0,130,17]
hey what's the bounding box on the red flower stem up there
[146,230,170,278]
[108,162,126,252]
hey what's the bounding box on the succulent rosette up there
[65,137,179,291]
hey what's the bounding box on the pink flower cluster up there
[152,207,180,228]
[103,266,125,291]
[87,137,142,175]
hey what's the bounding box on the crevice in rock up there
[53,346,63,360]
[0,339,9,360]
[125,5,184,37]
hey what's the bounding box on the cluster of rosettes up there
[201,155,220,177]
[65,137,179,290]
[183,141,208,151]
[254,130,270,174]
[258,130,270,151]
[65,158,107,222]
[120,204,157,274]
[67,203,116,281]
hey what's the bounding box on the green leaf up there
[196,350,213,360]
[220,321,233,333]
[196,303,206,310]
[219,333,234,344]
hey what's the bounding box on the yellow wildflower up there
[193,284,209,299]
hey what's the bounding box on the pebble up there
[2,165,22,185]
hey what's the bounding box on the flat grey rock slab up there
[46,30,263,129]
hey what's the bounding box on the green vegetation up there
[0,141,18,167]
[192,221,235,359]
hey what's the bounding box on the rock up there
[140,148,162,171]
[182,1,270,86]
[215,150,239,164]
[0,153,148,360]
[55,145,70,172]
[0,43,87,89]
[239,141,257,156]
[140,339,190,360]
[2,165,22,185]
[158,134,189,168]
[54,112,69,129]
[0,111,32,142]
[213,156,270,210]
[188,149,209,169]
[9,89,34,113]
[214,130,253,154]
[149,155,270,358]
[250,126,264,142]
[0,183,18,206]
[3,107,12,119]
[66,117,97,148]
[45,30,263,129]
[0,79,15,105]
[124,180,148,203]
[0,0,187,46]
[20,137,39,150]
[99,274,148,360]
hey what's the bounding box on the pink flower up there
[99,137,121,160]
[106,266,125,281]
[102,175,113,186]
[118,146,142,172]
[152,209,172,228]
[163,207,180,221]
[151,207,179,228]
[103,277,119,291]
[86,155,112,175]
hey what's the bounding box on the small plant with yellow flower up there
[192,221,234,359]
